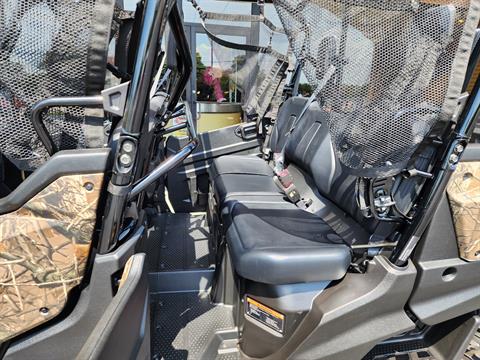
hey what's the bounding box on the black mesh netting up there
[0,0,107,171]
[209,37,289,120]
[189,0,291,121]
[275,0,480,177]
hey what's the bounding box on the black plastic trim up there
[0,149,110,214]
[78,253,149,360]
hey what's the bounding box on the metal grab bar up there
[129,102,197,199]
[128,138,197,199]
[31,96,104,155]
[159,123,187,135]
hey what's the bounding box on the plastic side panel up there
[0,173,103,342]
[446,161,480,261]
[409,195,480,325]
[430,315,480,360]
[78,253,149,360]
[4,227,143,359]
[261,256,416,360]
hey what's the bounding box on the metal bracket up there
[356,177,403,221]
[403,168,434,179]
[238,122,257,140]
[373,193,396,214]
[452,92,469,123]
[101,82,130,116]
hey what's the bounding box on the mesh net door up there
[0,0,113,171]
[275,0,480,177]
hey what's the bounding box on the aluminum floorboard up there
[146,213,212,272]
[151,292,238,360]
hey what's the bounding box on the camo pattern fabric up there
[447,162,480,261]
[465,331,480,360]
[0,173,103,342]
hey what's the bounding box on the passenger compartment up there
[206,96,383,356]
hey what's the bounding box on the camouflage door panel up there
[447,162,480,261]
[0,173,103,342]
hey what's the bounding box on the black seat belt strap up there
[271,66,336,210]
[273,64,336,172]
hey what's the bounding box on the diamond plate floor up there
[465,331,480,360]
[150,292,238,360]
[145,214,480,360]
[147,213,238,359]
[367,331,480,360]
[145,213,212,272]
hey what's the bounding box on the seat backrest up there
[273,94,443,234]
[269,97,307,152]
[272,97,368,227]
[0,0,114,171]
[283,100,336,197]
[275,0,480,178]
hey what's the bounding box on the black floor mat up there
[145,213,212,272]
[145,213,480,359]
[151,292,238,360]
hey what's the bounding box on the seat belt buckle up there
[273,168,312,209]
[276,168,293,187]
[274,169,301,203]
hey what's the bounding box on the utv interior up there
[2,0,480,359]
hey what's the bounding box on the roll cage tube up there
[391,49,480,266]
[129,102,197,199]
[167,4,193,113]
[31,96,104,155]
[98,0,195,253]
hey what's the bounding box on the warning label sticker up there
[245,297,285,334]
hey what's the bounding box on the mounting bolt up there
[454,144,465,154]
[122,140,135,153]
[39,307,49,316]
[84,182,94,191]
[119,153,132,166]
[449,153,459,164]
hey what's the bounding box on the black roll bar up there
[31,96,104,155]
[99,0,196,253]
[129,102,197,199]
[167,4,193,113]
[27,0,194,253]
[391,63,480,266]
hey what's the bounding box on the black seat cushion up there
[209,155,280,203]
[225,201,351,284]
[209,155,272,180]
[213,173,281,203]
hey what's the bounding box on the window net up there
[0,0,112,171]
[275,0,480,177]
[188,0,291,121]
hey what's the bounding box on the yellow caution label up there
[246,297,285,333]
